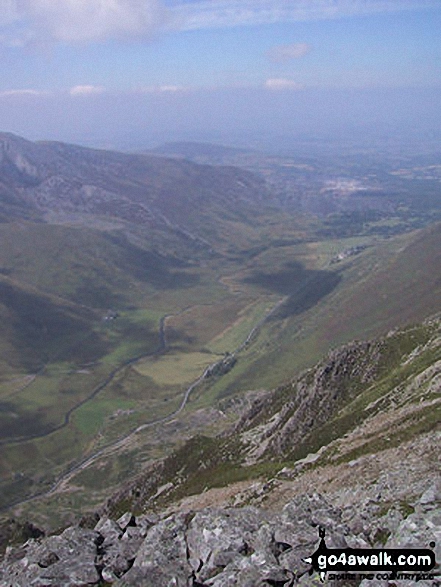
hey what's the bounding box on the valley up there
[0,132,439,541]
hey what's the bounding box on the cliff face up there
[234,339,384,461]
[235,317,441,466]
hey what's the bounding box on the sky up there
[0,0,440,150]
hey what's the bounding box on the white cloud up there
[0,0,169,45]
[267,42,312,62]
[169,0,440,31]
[69,85,105,96]
[137,84,189,93]
[0,89,47,97]
[1,0,438,45]
[265,78,304,90]
[157,84,186,93]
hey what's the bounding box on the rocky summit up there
[0,486,440,587]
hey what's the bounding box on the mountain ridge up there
[99,313,440,516]
[0,132,272,251]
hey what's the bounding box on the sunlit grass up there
[208,298,279,354]
[134,351,220,386]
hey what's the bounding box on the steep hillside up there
[0,276,101,373]
[0,219,202,382]
[2,316,438,585]
[0,132,439,547]
[104,315,440,515]
[0,133,303,514]
[0,223,196,309]
[209,221,441,395]
[2,220,439,520]
[0,132,272,251]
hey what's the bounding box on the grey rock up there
[117,513,136,532]
[1,491,439,587]
[99,542,132,577]
[135,513,159,537]
[0,527,100,587]
[120,526,145,559]
[102,566,119,583]
[123,513,190,586]
[97,522,142,578]
[186,507,266,583]
[416,482,441,513]
[95,517,122,544]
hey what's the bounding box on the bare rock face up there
[237,340,385,462]
[0,488,439,586]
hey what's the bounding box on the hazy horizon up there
[0,0,440,151]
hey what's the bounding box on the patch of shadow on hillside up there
[243,261,341,320]
[165,326,197,349]
[0,281,110,370]
[111,319,163,355]
[72,282,126,309]
[105,233,200,290]
[0,401,54,441]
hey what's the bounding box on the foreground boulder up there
[0,489,439,586]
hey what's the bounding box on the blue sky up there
[0,0,440,148]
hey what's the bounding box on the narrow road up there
[1,296,286,510]
[0,317,169,447]
[44,358,220,498]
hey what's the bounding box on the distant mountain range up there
[0,132,271,250]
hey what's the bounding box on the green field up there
[1,216,440,525]
[134,352,221,385]
[0,133,440,532]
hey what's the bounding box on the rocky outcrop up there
[1,488,439,586]
[233,339,385,462]
[234,317,441,465]
[1,319,439,585]
[99,318,440,519]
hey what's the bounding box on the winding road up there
[0,296,286,511]
[0,316,169,447]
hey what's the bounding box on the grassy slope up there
[0,276,101,375]
[0,222,198,497]
[0,217,276,509]
[19,220,441,522]
[0,221,188,381]
[0,223,200,307]
[208,223,441,396]
[0,191,439,520]
[0,133,439,527]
